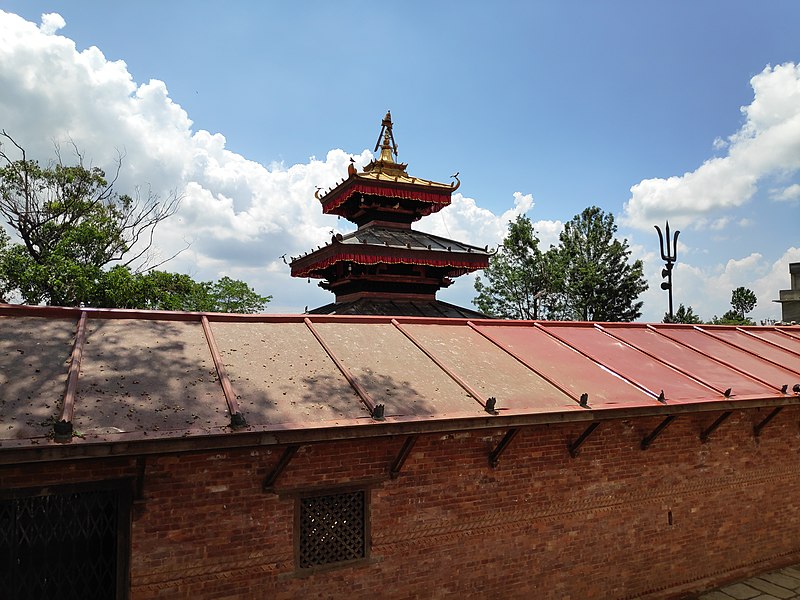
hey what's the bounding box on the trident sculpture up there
[655,221,680,320]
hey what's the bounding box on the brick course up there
[2,406,800,599]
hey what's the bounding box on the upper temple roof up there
[315,111,460,222]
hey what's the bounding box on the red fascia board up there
[3,395,798,466]
[320,179,452,214]
[290,245,488,278]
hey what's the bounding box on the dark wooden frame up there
[0,478,132,600]
[292,483,372,576]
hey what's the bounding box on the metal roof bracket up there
[389,435,418,479]
[641,416,676,450]
[263,444,301,492]
[489,428,520,468]
[55,311,89,443]
[568,422,601,458]
[201,316,247,429]
[700,411,733,443]
[754,407,783,438]
[52,419,73,443]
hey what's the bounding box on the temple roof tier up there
[316,171,459,221]
[290,226,491,279]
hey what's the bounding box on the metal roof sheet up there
[1,305,799,458]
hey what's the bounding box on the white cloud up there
[0,10,522,313]
[638,248,800,323]
[770,183,800,202]
[623,62,800,230]
[39,13,65,35]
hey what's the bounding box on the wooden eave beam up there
[263,444,301,492]
[488,428,520,468]
[641,415,677,450]
[754,407,783,437]
[700,411,733,443]
[389,435,418,479]
[568,421,601,458]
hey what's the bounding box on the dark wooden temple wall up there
[2,406,800,598]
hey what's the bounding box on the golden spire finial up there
[374,110,398,163]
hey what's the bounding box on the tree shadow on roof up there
[0,317,76,439]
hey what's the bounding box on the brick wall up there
[2,405,800,599]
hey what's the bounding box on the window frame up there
[293,484,371,574]
[0,478,132,600]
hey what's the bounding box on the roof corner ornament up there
[314,186,322,201]
[655,220,680,320]
[450,171,460,191]
[374,110,398,163]
[347,157,357,178]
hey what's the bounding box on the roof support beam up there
[389,435,418,479]
[201,316,247,428]
[489,428,520,468]
[466,321,587,408]
[392,319,489,411]
[304,317,382,419]
[641,416,676,450]
[55,311,89,443]
[754,407,783,438]
[700,411,733,443]
[568,422,601,458]
[263,444,300,492]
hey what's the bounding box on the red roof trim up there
[321,180,452,215]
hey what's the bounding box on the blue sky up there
[0,2,798,321]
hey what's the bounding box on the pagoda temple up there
[290,112,491,317]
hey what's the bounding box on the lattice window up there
[298,489,367,569]
[0,486,125,600]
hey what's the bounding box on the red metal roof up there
[1,304,799,460]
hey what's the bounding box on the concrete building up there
[776,262,800,323]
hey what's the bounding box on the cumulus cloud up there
[770,183,800,202]
[0,10,523,313]
[637,247,800,323]
[623,63,800,230]
[39,13,65,35]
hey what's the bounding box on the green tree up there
[473,215,559,319]
[0,131,179,306]
[209,276,271,313]
[730,286,757,320]
[556,206,648,321]
[90,266,270,313]
[663,303,702,324]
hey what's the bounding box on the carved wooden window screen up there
[298,489,366,569]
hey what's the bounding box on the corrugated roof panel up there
[403,324,579,412]
[0,316,75,441]
[653,326,800,384]
[75,320,228,436]
[542,325,715,402]
[312,322,478,416]
[471,324,658,409]
[211,322,368,424]
[702,328,800,375]
[601,326,777,398]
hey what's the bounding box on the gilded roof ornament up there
[374,110,398,163]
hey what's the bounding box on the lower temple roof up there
[290,226,490,279]
[1,303,799,463]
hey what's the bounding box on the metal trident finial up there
[655,221,680,320]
